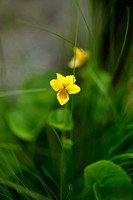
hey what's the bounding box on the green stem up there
[111,153,133,161]
[52,128,65,161]
[74,0,98,68]
[63,103,68,138]
[0,177,50,200]
[109,4,115,69]
[93,183,99,200]
[60,103,68,200]
[0,39,6,89]
[17,19,74,46]
[74,0,94,43]
[51,128,65,200]
[60,156,63,200]
[0,88,47,98]
[112,7,129,79]
[73,0,80,77]
[70,0,80,139]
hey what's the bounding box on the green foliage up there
[47,108,73,131]
[6,73,55,141]
[7,90,54,141]
[84,160,132,200]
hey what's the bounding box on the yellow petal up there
[65,75,76,86]
[57,89,69,105]
[68,47,87,69]
[50,79,63,92]
[56,73,66,86]
[66,84,81,94]
[68,57,80,69]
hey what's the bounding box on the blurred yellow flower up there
[68,47,90,69]
[50,73,81,105]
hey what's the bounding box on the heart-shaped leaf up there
[84,160,132,200]
[47,108,73,131]
[7,72,55,141]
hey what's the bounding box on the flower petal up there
[65,75,76,85]
[66,84,81,94]
[56,73,66,86]
[68,57,80,69]
[57,89,69,105]
[68,47,87,69]
[50,79,63,92]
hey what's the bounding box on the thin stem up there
[0,177,50,200]
[60,158,63,200]
[74,0,98,68]
[73,0,80,77]
[52,128,65,158]
[93,183,99,200]
[60,103,68,200]
[74,0,94,43]
[111,153,133,161]
[70,97,74,140]
[109,4,115,69]
[0,39,6,89]
[63,103,68,138]
[0,88,47,98]
[112,7,129,79]
[51,128,65,200]
[71,0,80,131]
[17,19,74,46]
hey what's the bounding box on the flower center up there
[59,89,68,99]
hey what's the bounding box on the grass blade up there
[112,7,130,78]
[0,178,50,200]
[0,88,47,98]
[17,19,74,46]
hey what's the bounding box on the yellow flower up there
[68,47,89,69]
[50,73,81,105]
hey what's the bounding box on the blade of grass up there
[74,0,98,69]
[41,167,60,190]
[74,0,94,43]
[0,151,28,192]
[87,67,117,116]
[0,88,47,98]
[111,153,133,161]
[0,178,50,200]
[112,7,129,79]
[109,3,115,69]
[73,0,80,77]
[0,39,6,89]
[51,128,66,200]
[0,143,21,151]
[0,185,13,200]
[70,0,80,135]
[52,128,64,155]
[110,130,133,154]
[17,19,74,46]
[69,2,80,199]
[0,192,13,200]
[22,166,57,200]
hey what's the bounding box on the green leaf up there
[47,108,73,131]
[6,72,55,141]
[84,160,132,200]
